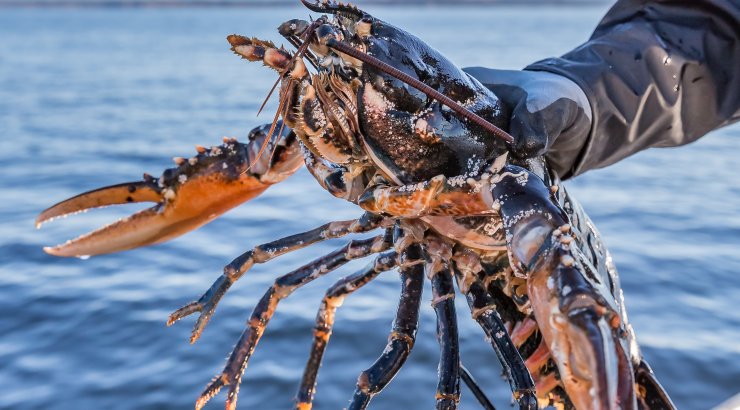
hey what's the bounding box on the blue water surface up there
[1,4,738,410]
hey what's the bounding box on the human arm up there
[468,0,740,179]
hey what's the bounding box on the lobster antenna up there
[460,364,497,410]
[268,116,288,165]
[326,39,515,145]
[244,87,289,175]
[257,75,283,118]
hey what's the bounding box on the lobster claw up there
[527,229,637,410]
[37,124,303,258]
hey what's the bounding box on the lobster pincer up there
[36,123,303,258]
[490,166,637,409]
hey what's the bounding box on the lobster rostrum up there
[37,1,675,409]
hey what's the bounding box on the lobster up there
[36,1,676,409]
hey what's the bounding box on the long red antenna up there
[326,39,514,145]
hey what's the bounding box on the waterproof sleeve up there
[527,0,740,178]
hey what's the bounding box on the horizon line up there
[0,0,610,8]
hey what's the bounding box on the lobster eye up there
[277,19,310,37]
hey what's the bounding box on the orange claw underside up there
[527,251,636,410]
[37,140,274,258]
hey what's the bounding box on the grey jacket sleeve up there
[527,0,740,178]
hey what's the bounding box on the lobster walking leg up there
[358,173,497,218]
[168,212,384,343]
[426,235,461,410]
[296,250,399,410]
[347,242,425,410]
[227,35,299,76]
[452,248,538,410]
[195,234,391,410]
[460,365,497,410]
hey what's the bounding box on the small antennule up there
[247,20,322,172]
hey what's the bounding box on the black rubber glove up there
[464,67,592,178]
[526,0,739,179]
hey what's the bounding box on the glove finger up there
[509,95,590,161]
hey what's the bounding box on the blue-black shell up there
[357,17,510,184]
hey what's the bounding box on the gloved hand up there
[463,67,592,179]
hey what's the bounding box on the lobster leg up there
[296,249,399,410]
[426,235,461,409]
[227,35,302,77]
[37,123,303,257]
[357,154,509,218]
[358,173,497,218]
[195,234,391,410]
[460,365,497,410]
[167,212,384,343]
[347,240,425,410]
[452,248,538,410]
[303,149,371,202]
[492,164,637,410]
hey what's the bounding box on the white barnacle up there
[301,148,315,166]
[551,312,566,327]
[489,152,508,174]
[447,175,467,188]
[461,95,480,109]
[482,221,501,236]
[188,157,198,166]
[178,174,187,184]
[516,173,529,186]
[560,255,575,267]
[362,82,395,117]
[311,104,328,128]
[163,188,176,201]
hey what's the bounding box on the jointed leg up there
[426,235,460,409]
[227,35,302,77]
[296,249,400,410]
[460,364,496,410]
[347,241,425,410]
[452,248,537,410]
[168,212,383,342]
[195,233,391,410]
[358,173,497,218]
[357,154,510,218]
